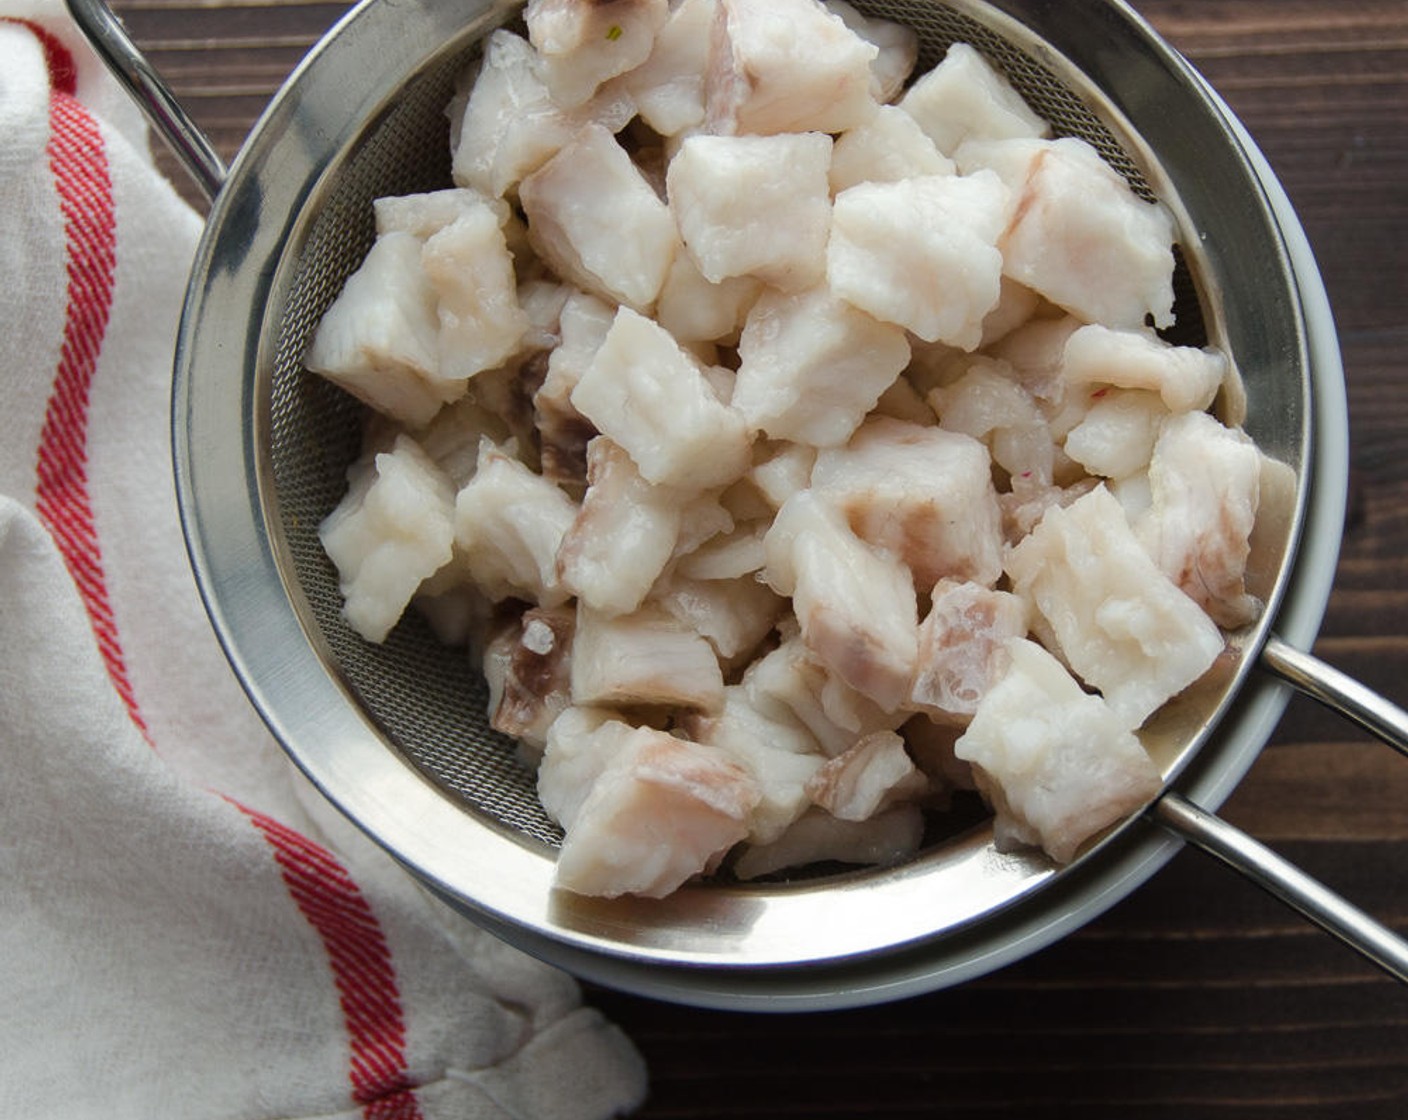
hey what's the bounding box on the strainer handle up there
[1261,633,1408,758]
[1153,792,1408,983]
[64,0,227,200]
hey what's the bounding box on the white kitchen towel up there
[0,4,649,1118]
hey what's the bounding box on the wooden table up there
[108,0,1407,1114]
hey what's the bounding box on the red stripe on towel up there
[238,806,424,1118]
[16,23,423,1118]
[20,21,148,738]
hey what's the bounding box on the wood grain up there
[104,0,1408,1114]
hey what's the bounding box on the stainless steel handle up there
[1261,632,1408,759]
[1152,632,1408,983]
[64,0,227,200]
[1153,792,1408,983]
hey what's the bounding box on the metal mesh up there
[263,1,1210,850]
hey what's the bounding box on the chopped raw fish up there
[482,604,576,760]
[570,604,726,712]
[899,42,1048,156]
[1062,324,1227,414]
[827,171,1010,350]
[675,520,768,581]
[421,200,531,380]
[539,714,759,897]
[743,633,904,758]
[655,251,762,344]
[1136,411,1264,629]
[450,30,635,198]
[681,685,826,844]
[732,285,911,447]
[731,804,924,880]
[667,132,833,291]
[304,232,455,428]
[901,713,976,794]
[525,0,669,108]
[747,442,817,511]
[532,289,615,486]
[959,136,1177,330]
[811,417,1005,590]
[319,435,456,643]
[910,579,1028,722]
[928,357,1055,484]
[413,394,514,488]
[1005,484,1224,727]
[955,638,1163,863]
[806,730,927,821]
[520,122,680,311]
[569,306,753,490]
[624,0,714,136]
[556,438,684,615]
[1062,388,1168,480]
[651,569,785,663]
[453,438,579,606]
[829,105,955,194]
[373,187,511,239]
[764,491,918,712]
[823,0,920,104]
[705,0,878,136]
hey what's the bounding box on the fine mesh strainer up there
[72,0,1408,1008]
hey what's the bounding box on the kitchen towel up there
[0,2,648,1117]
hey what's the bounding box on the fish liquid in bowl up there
[294,0,1286,901]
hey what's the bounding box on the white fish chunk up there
[413,394,514,489]
[651,569,786,663]
[731,804,924,880]
[1062,388,1169,480]
[532,289,615,487]
[955,638,1163,863]
[1005,484,1224,727]
[928,357,1055,485]
[910,579,1028,723]
[482,604,576,761]
[520,122,680,312]
[539,713,759,897]
[624,0,714,136]
[1062,323,1227,414]
[732,285,911,447]
[960,136,1177,331]
[806,730,927,821]
[556,437,684,616]
[829,105,955,194]
[1136,411,1264,629]
[680,685,826,844]
[998,473,1100,546]
[421,200,531,381]
[373,186,511,239]
[526,0,668,108]
[871,373,938,428]
[571,604,726,712]
[304,232,457,428]
[811,416,1005,590]
[827,171,1010,350]
[987,313,1084,405]
[667,131,833,291]
[747,442,818,512]
[454,438,579,606]
[705,0,878,136]
[764,490,918,712]
[450,30,635,199]
[676,520,768,581]
[570,306,753,490]
[823,0,919,104]
[655,250,762,345]
[743,633,904,758]
[319,434,456,643]
[978,276,1044,349]
[899,42,1048,156]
